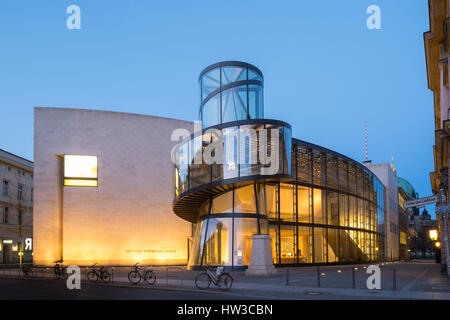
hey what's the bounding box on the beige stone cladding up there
[34,107,193,266]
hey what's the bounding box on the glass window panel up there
[312,151,326,187]
[201,94,220,128]
[269,224,279,264]
[248,69,263,81]
[283,127,292,175]
[280,225,296,264]
[326,155,338,190]
[201,68,220,100]
[358,198,365,229]
[348,164,357,195]
[363,169,370,200]
[238,125,259,177]
[357,167,364,197]
[349,230,358,262]
[222,127,239,180]
[313,188,326,224]
[188,220,205,266]
[203,218,233,266]
[211,191,233,214]
[339,193,349,226]
[210,131,223,183]
[264,184,278,219]
[358,231,366,262]
[64,155,97,178]
[199,199,210,217]
[327,191,339,226]
[279,183,295,222]
[298,226,312,263]
[327,228,339,263]
[338,158,348,192]
[222,86,247,123]
[233,218,258,266]
[339,229,351,263]
[349,196,358,228]
[298,186,311,223]
[313,227,327,263]
[221,66,247,85]
[369,173,375,202]
[297,146,312,184]
[234,185,257,213]
[259,218,269,235]
[248,84,263,119]
[190,135,211,188]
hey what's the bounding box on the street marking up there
[401,265,431,291]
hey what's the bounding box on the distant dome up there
[398,177,416,199]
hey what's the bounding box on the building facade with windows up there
[424,0,450,275]
[0,149,33,264]
[35,61,389,269]
[174,62,387,269]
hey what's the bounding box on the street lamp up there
[429,229,438,241]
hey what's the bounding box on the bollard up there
[393,268,397,290]
[317,266,321,287]
[286,267,289,285]
[112,267,114,284]
[352,267,356,288]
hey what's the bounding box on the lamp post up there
[439,186,450,277]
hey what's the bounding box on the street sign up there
[435,206,450,214]
[403,195,439,208]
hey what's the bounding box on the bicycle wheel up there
[62,268,68,280]
[128,271,141,284]
[195,273,211,290]
[218,273,233,291]
[101,272,111,283]
[87,271,99,282]
[144,270,156,285]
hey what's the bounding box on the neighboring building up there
[364,162,399,261]
[424,0,450,274]
[0,149,33,264]
[35,61,388,269]
[397,177,418,260]
[409,208,438,259]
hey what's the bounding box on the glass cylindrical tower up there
[199,61,264,128]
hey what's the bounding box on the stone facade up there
[34,107,194,266]
[0,149,33,264]
[365,162,399,261]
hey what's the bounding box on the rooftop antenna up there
[365,121,368,162]
[363,121,371,164]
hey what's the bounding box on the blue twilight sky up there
[0,1,436,216]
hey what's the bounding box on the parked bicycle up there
[54,263,68,280]
[22,264,33,278]
[128,263,156,285]
[87,263,111,283]
[195,265,233,291]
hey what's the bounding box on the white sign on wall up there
[404,195,438,209]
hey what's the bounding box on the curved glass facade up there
[199,62,264,129]
[187,140,386,268]
[174,120,292,198]
[173,61,386,269]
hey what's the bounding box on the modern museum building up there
[34,61,387,269]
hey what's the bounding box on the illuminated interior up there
[64,155,98,187]
[174,62,386,269]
